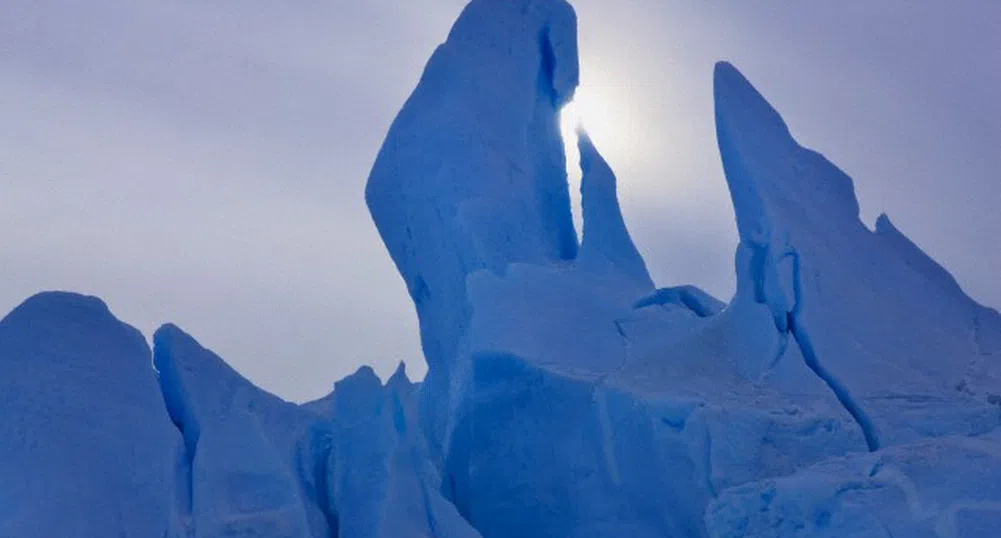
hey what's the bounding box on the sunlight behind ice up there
[558,83,643,238]
[560,99,585,237]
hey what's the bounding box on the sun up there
[559,85,621,234]
[557,80,646,234]
[559,99,584,142]
[560,86,606,154]
[558,83,634,175]
[559,88,598,175]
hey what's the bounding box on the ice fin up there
[714,61,861,242]
[715,61,1000,448]
[328,365,480,538]
[153,324,331,537]
[576,129,655,291]
[366,0,582,456]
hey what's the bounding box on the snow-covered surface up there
[706,436,1001,537]
[1,0,999,536]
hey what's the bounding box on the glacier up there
[2,0,999,536]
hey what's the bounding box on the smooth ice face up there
[0,293,184,537]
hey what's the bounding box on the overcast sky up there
[2,1,998,402]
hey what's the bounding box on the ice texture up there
[714,61,1001,449]
[2,0,1000,537]
[327,364,481,538]
[706,437,1001,537]
[0,293,185,536]
[365,0,581,457]
[154,324,334,537]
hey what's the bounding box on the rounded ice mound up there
[0,291,184,537]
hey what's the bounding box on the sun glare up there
[559,84,632,174]
[559,100,584,143]
[557,80,650,235]
[559,94,590,236]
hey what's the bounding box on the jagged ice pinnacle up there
[1,1,999,537]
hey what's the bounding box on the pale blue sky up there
[2,1,998,401]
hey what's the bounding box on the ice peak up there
[365,0,582,451]
[387,361,411,388]
[449,0,579,106]
[2,291,119,331]
[714,61,861,243]
[3,3,1001,537]
[0,292,182,537]
[0,291,150,372]
[152,323,246,395]
[576,130,654,290]
[713,61,791,142]
[575,128,601,173]
[332,365,384,421]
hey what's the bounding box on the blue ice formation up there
[327,364,480,538]
[0,293,184,537]
[153,325,333,537]
[2,0,1000,536]
[715,61,1001,449]
[575,129,656,291]
[366,0,581,459]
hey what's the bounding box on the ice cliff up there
[2,0,999,536]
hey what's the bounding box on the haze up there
[2,0,998,401]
